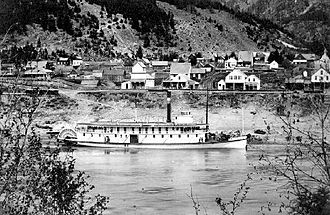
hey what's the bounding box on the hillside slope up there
[218,0,330,54]
[157,1,259,57]
[247,0,330,54]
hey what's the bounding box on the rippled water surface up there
[69,146,286,215]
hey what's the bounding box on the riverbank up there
[35,90,325,145]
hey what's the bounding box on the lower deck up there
[76,131,206,145]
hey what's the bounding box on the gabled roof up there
[294,54,306,61]
[164,74,190,83]
[302,54,318,61]
[226,58,237,63]
[227,69,247,78]
[238,51,253,62]
[312,68,329,76]
[134,61,146,68]
[170,62,191,75]
[294,53,318,61]
[214,72,230,82]
[142,58,150,65]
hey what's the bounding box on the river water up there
[70,146,286,215]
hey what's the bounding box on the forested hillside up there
[85,0,176,47]
[247,0,330,55]
[0,0,84,36]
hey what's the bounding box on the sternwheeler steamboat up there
[58,91,247,149]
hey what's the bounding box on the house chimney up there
[167,91,171,123]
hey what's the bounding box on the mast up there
[206,87,209,131]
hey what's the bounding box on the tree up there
[0,85,109,214]
[257,94,330,214]
[136,46,143,59]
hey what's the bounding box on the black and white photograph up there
[0,0,329,214]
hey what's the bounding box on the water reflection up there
[68,147,283,215]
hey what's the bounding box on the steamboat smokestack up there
[167,91,171,123]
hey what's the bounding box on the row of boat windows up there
[82,133,200,138]
[77,126,200,134]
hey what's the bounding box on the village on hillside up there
[1,41,330,93]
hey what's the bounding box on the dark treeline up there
[0,0,83,36]
[86,0,176,46]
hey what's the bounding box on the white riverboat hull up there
[63,136,247,149]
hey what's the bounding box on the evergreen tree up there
[136,46,143,59]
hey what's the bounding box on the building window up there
[238,76,241,80]
[91,134,93,137]
[145,128,148,133]
[132,128,134,132]
[179,134,181,138]
[253,78,255,82]
[153,135,155,138]
[83,133,85,136]
[230,76,233,80]
[196,134,198,137]
[124,127,126,133]
[159,128,161,133]
[152,128,154,133]
[99,134,101,137]
[321,70,324,75]
[170,135,173,138]
[161,135,164,138]
[187,134,189,138]
[115,134,117,137]
[120,134,122,138]
[327,76,329,81]
[117,127,119,132]
[166,128,168,133]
